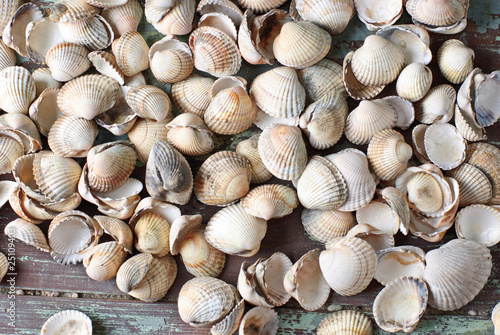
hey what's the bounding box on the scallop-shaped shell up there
[150,47,193,84]
[0,113,42,153]
[112,31,149,77]
[197,0,243,26]
[351,35,405,87]
[326,148,377,212]
[236,134,273,184]
[297,59,346,102]
[3,3,43,57]
[455,204,500,247]
[0,40,15,71]
[88,51,125,85]
[404,171,444,215]
[239,307,279,335]
[376,24,432,65]
[194,151,251,206]
[415,84,456,124]
[299,93,348,150]
[367,129,413,181]
[199,12,237,41]
[345,99,398,145]
[474,71,500,128]
[273,21,331,69]
[423,239,492,311]
[48,115,98,157]
[355,0,402,31]
[57,74,119,120]
[46,0,100,23]
[40,310,92,335]
[396,62,432,102]
[297,155,348,211]
[27,17,66,64]
[375,246,426,285]
[32,68,62,97]
[446,163,492,207]
[424,123,466,171]
[342,50,385,101]
[4,218,50,251]
[101,0,143,37]
[189,26,241,78]
[0,66,36,114]
[250,67,306,119]
[205,203,267,257]
[255,252,293,306]
[296,0,355,35]
[454,104,486,142]
[239,0,287,12]
[357,201,401,235]
[317,310,373,335]
[172,75,214,117]
[241,184,298,220]
[438,39,474,85]
[170,214,203,255]
[116,253,177,302]
[465,142,500,205]
[383,95,415,130]
[83,241,128,281]
[150,0,196,36]
[319,237,377,296]
[166,113,214,156]
[374,277,428,333]
[302,209,356,243]
[128,117,171,163]
[87,0,127,8]
[59,15,114,51]
[0,130,23,175]
[126,85,172,122]
[0,0,20,33]
[94,215,133,253]
[406,0,468,29]
[211,299,246,335]
[283,249,331,311]
[132,211,171,257]
[258,124,307,181]
[238,261,274,308]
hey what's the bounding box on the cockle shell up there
[396,62,432,102]
[302,209,356,243]
[112,31,149,77]
[3,3,43,57]
[455,204,500,247]
[0,0,21,34]
[166,113,214,156]
[251,253,293,307]
[0,252,6,281]
[59,15,114,51]
[0,40,15,71]
[241,184,298,220]
[374,246,426,285]
[127,117,171,163]
[0,66,36,114]
[88,51,125,85]
[0,180,17,209]
[415,84,456,124]
[342,50,386,101]
[29,87,63,137]
[4,218,50,252]
[454,104,487,142]
[317,310,372,335]
[357,201,400,235]
[131,210,171,257]
[382,95,415,130]
[0,130,23,175]
[406,0,469,34]
[238,261,273,308]
[239,307,279,335]
[149,35,193,84]
[47,115,98,157]
[40,310,92,335]
[197,0,244,26]
[297,59,346,102]
[32,68,62,97]
[236,135,273,184]
[211,299,246,335]
[172,75,214,117]
[380,186,411,235]
[101,0,143,37]
[438,39,474,84]
[474,70,500,128]
[465,142,500,205]
[83,241,128,281]
[0,113,42,153]
[148,0,195,36]
[376,24,432,65]
[239,0,287,12]
[25,17,65,64]
[355,0,403,31]
[94,215,133,253]
[424,123,466,170]
[446,163,493,207]
[199,12,237,41]
[411,123,429,163]
[87,0,127,8]
[295,0,355,35]
[126,85,172,122]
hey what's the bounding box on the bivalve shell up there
[317,310,372,335]
[295,0,355,35]
[88,51,125,85]
[415,84,456,124]
[0,40,16,71]
[127,117,171,163]
[40,310,92,335]
[446,163,493,207]
[83,241,128,281]
[112,31,149,77]
[4,218,50,252]
[374,246,426,285]
[455,204,500,247]
[438,39,474,84]
[166,113,214,156]
[355,0,403,31]
[32,68,62,97]
[149,35,194,84]
[465,142,500,205]
[149,0,195,36]
[48,115,98,158]
[236,135,273,184]
[101,0,143,37]
[0,66,36,114]
[297,59,346,102]
[59,15,114,51]
[239,0,287,12]
[29,87,63,137]
[406,0,468,34]
[424,123,466,170]
[126,85,172,122]
[0,130,24,175]
[3,3,43,57]
[241,184,298,220]
[171,75,214,117]
[376,24,432,65]
[301,209,356,243]
[474,70,500,128]
[239,307,279,335]
[396,62,432,102]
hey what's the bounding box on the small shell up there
[126,85,172,122]
[172,74,214,117]
[396,62,432,102]
[465,142,500,205]
[424,123,467,170]
[40,310,92,335]
[83,241,128,281]
[166,113,214,156]
[127,117,171,163]
[199,12,238,41]
[94,215,134,253]
[87,0,127,8]
[302,209,356,243]
[375,246,426,285]
[438,39,474,84]
[342,51,386,101]
[4,218,50,252]
[296,0,355,35]
[59,15,114,51]
[0,66,36,114]
[48,115,98,158]
[88,51,125,85]
[101,0,143,37]
[112,31,149,77]
[132,211,171,257]
[197,0,244,26]
[355,0,403,31]
[446,163,492,207]
[236,135,273,184]
[0,252,6,281]
[239,307,279,335]
[297,59,346,102]
[241,184,298,220]
[455,204,500,247]
[46,0,100,23]
[415,84,456,124]
[317,310,372,335]
[149,0,195,36]
[149,35,194,84]
[376,24,432,65]
[380,187,411,235]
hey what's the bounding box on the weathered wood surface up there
[1,0,500,334]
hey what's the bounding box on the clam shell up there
[455,204,500,247]
[253,109,300,131]
[48,115,98,158]
[4,218,50,252]
[296,0,355,35]
[355,0,403,31]
[396,62,432,102]
[87,0,127,8]
[94,87,138,136]
[423,239,492,311]
[415,84,456,124]
[112,31,149,77]
[346,223,395,252]
[205,203,267,257]
[411,123,429,163]
[239,307,279,335]
[0,0,20,33]
[317,310,372,335]
[9,187,53,224]
[454,104,487,142]
[375,246,426,285]
[83,241,128,281]
[132,211,171,257]
[211,299,246,335]
[236,134,273,184]
[404,170,443,215]
[0,66,36,114]
[238,261,274,308]
[29,87,63,136]
[88,51,125,85]
[199,12,238,41]
[424,123,466,170]
[376,24,432,65]
[342,51,385,101]
[0,130,24,175]
[382,95,415,130]
[101,0,143,37]
[40,310,92,335]
[0,180,17,209]
[241,184,298,220]
[60,15,114,51]
[126,85,172,122]
[170,214,203,255]
[150,0,195,36]
[94,215,133,253]
[438,39,474,84]
[406,0,468,31]
[197,0,244,26]
[3,3,43,57]
[167,113,214,156]
[149,36,194,84]
[297,59,346,103]
[0,113,42,153]
[171,74,214,117]
[446,163,492,207]
[302,209,356,243]
[474,70,500,128]
[46,0,100,23]
[0,40,15,71]
[465,142,500,205]
[380,186,411,235]
[127,117,171,163]
[254,253,293,307]
[356,200,400,235]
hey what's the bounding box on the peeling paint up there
[468,1,500,34]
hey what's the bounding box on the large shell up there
[406,0,468,34]
[241,184,298,220]
[355,0,402,31]
[112,31,149,77]
[149,0,195,36]
[465,142,500,205]
[236,135,273,184]
[59,15,114,51]
[126,85,172,122]
[47,115,98,158]
[375,246,426,285]
[127,117,171,163]
[171,75,214,117]
[101,0,143,37]
[424,123,466,170]
[302,209,356,243]
[149,35,193,84]
[166,113,214,156]
[455,204,500,247]
[415,84,456,124]
[296,0,355,35]
[3,3,43,57]
[396,62,432,102]
[0,66,36,114]
[446,163,493,207]
[40,310,92,335]
[297,59,346,102]
[438,39,474,84]
[317,310,372,335]
[376,24,432,65]
[83,241,128,281]
[239,307,279,335]
[4,218,50,252]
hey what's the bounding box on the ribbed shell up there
[465,142,500,205]
[405,171,443,215]
[297,59,346,102]
[4,218,50,251]
[454,104,486,142]
[296,0,355,35]
[239,0,287,12]
[150,48,193,84]
[424,123,466,170]
[446,163,492,207]
[150,0,195,35]
[205,203,267,257]
[396,62,432,102]
[342,50,385,101]
[355,0,402,31]
[197,0,244,26]
[258,124,307,180]
[236,134,273,184]
[474,71,500,128]
[59,15,114,51]
[32,68,62,97]
[249,67,306,118]
[455,204,500,247]
[0,0,20,33]
[112,31,149,77]
[101,0,143,36]
[47,0,100,23]
[166,113,214,156]
[86,0,127,8]
[255,252,293,307]
[347,223,396,252]
[0,130,23,175]
[126,85,172,122]
[0,66,36,114]
[415,84,456,124]
[375,246,426,285]
[146,140,193,205]
[94,215,133,253]
[127,117,170,163]
[317,310,373,335]
[3,3,43,57]
[406,0,468,27]
[423,239,492,311]
[241,184,298,220]
[0,40,16,71]
[29,87,62,136]
[212,299,245,335]
[171,75,214,117]
[438,39,474,84]
[302,209,356,243]
[133,211,171,257]
[83,241,128,281]
[376,24,432,65]
[88,51,125,85]
[239,307,279,335]
[48,115,98,157]
[297,156,348,210]
[198,12,238,41]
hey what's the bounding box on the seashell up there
[87,0,127,8]
[250,67,306,119]
[32,68,62,97]
[189,26,241,78]
[396,62,432,102]
[406,0,468,34]
[208,75,248,102]
[375,246,426,285]
[273,21,331,69]
[379,96,414,131]
[241,184,298,220]
[178,276,239,327]
[373,277,428,333]
[346,223,395,252]
[112,31,149,77]
[355,0,403,31]
[171,75,214,117]
[4,218,50,252]
[46,0,100,23]
[167,113,214,156]
[326,148,377,212]
[127,117,171,163]
[376,24,432,65]
[57,74,119,120]
[319,237,377,296]
[411,123,429,163]
[0,113,42,153]
[8,186,52,224]
[0,130,24,175]
[455,204,500,247]
[258,124,307,181]
[342,50,385,101]
[29,87,63,137]
[283,249,330,311]
[0,0,20,33]
[239,0,287,13]
[197,0,244,26]
[344,99,398,145]
[88,51,125,85]
[297,59,346,102]
[423,239,492,311]
[211,299,246,335]
[0,66,36,114]
[48,115,98,158]
[199,13,237,41]
[302,209,356,243]
[0,252,6,281]
[474,70,500,128]
[438,39,474,84]
[149,0,196,36]
[239,307,279,335]
[299,93,348,150]
[465,142,500,205]
[132,210,171,257]
[380,186,410,235]
[456,67,484,123]
[404,170,443,215]
[236,135,273,184]
[149,35,193,84]
[454,104,487,142]
[296,0,355,35]
[205,203,267,257]
[253,108,300,131]
[446,163,493,207]
[94,215,133,253]
[350,35,405,87]
[317,310,372,335]
[40,310,92,335]
[0,180,17,209]
[238,261,273,308]
[126,85,172,122]
[367,129,413,181]
[255,253,293,307]
[424,123,466,170]
[83,241,128,281]
[45,42,90,83]
[95,86,137,136]
[101,0,143,37]
[60,15,114,51]
[0,40,15,71]
[170,215,203,255]
[3,3,43,57]
[116,253,177,302]
[357,200,400,235]
[296,155,348,211]
[415,84,456,124]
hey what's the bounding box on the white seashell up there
[415,84,456,124]
[455,204,500,247]
[376,24,432,65]
[355,0,403,31]
[375,246,426,285]
[424,123,466,170]
[396,62,432,102]
[317,310,372,335]
[40,310,92,335]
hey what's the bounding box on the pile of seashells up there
[0,0,499,333]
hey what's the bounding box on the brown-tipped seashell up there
[101,0,143,37]
[86,0,127,8]
[0,130,24,175]
[284,249,330,311]
[172,75,214,117]
[239,307,279,335]
[455,204,500,247]
[48,115,98,157]
[167,113,214,156]
[239,0,287,12]
[374,277,428,333]
[59,15,114,51]
[367,129,413,181]
[45,43,90,83]
[194,151,251,206]
[355,0,403,31]
[94,215,133,253]
[438,39,474,84]
[296,0,355,35]
[423,239,491,311]
[454,104,486,142]
[236,134,273,184]
[112,31,149,77]
[128,117,171,163]
[126,85,172,122]
[32,68,62,97]
[273,21,331,69]
[189,26,241,78]
[199,12,237,41]
[342,50,385,101]
[29,87,63,136]
[0,66,36,114]
[46,0,100,23]
[415,84,456,124]
[465,142,500,205]
[149,35,193,84]
[376,24,432,65]
[317,310,373,335]
[88,51,125,85]
[297,59,346,102]
[150,0,195,36]
[345,99,398,145]
[0,0,20,33]
[211,299,246,335]
[0,40,15,71]
[396,62,432,102]
[116,253,177,302]
[446,163,493,207]
[424,123,466,171]
[132,211,171,257]
[241,184,298,220]
[3,3,43,57]
[320,237,377,296]
[83,241,128,281]
[40,310,92,335]
[57,74,119,120]
[250,67,306,119]
[302,209,356,243]
[406,0,468,33]
[4,218,50,251]
[375,246,426,285]
[205,203,267,257]
[258,124,307,181]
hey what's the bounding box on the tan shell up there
[438,39,474,84]
[0,130,24,175]
[88,51,125,85]
[254,253,293,306]
[0,180,17,209]
[87,0,127,8]
[406,0,468,33]
[241,184,298,220]
[149,35,193,84]
[0,0,21,33]
[132,211,171,257]
[211,299,246,335]
[29,87,63,136]
[149,0,195,36]
[355,0,403,31]
[32,68,62,98]
[171,75,214,117]
[239,0,287,12]
[424,123,467,170]
[166,113,214,156]
[396,62,432,102]
[357,201,400,235]
[446,163,493,207]
[3,3,43,57]
[112,31,149,77]
[380,186,411,235]
[236,134,273,184]
[415,84,456,124]
[343,51,386,101]
[375,246,426,286]
[197,0,243,26]
[493,302,500,335]
[48,115,98,157]
[0,66,36,114]
[239,307,279,335]
[101,0,143,37]
[0,40,15,71]
[126,85,172,122]
[83,241,128,281]
[465,143,500,205]
[0,113,42,153]
[317,310,373,335]
[297,59,346,102]
[4,218,50,251]
[302,208,356,243]
[296,0,355,35]
[0,251,7,282]
[46,0,100,23]
[379,96,415,131]
[376,24,432,65]
[94,215,134,253]
[59,15,114,51]
[127,117,171,163]
[199,12,238,41]
[455,204,500,247]
[411,123,429,163]
[454,104,487,142]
